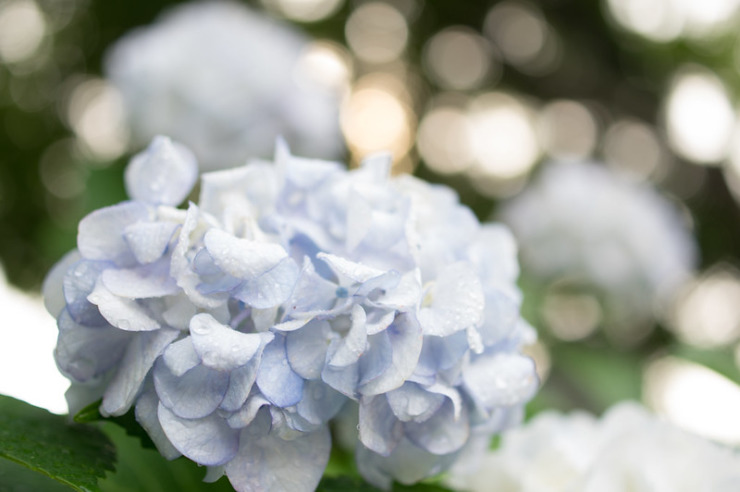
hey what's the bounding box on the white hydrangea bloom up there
[500,161,697,326]
[44,136,537,491]
[447,402,740,492]
[105,1,344,170]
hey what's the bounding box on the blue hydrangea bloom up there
[44,136,538,491]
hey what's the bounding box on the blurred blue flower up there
[45,136,537,491]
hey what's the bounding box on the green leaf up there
[0,395,116,492]
[98,423,232,492]
[74,399,155,451]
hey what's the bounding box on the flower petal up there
[55,310,132,382]
[154,361,229,419]
[360,313,422,396]
[286,320,332,380]
[87,280,160,332]
[328,304,367,367]
[404,399,469,455]
[234,257,299,308]
[418,262,484,337]
[225,420,331,492]
[256,335,304,407]
[204,229,288,279]
[462,353,538,410]
[359,395,403,456]
[101,257,178,299]
[386,382,444,423]
[296,381,346,425]
[125,136,198,206]
[190,313,273,371]
[77,201,150,266]
[158,403,239,466]
[63,259,109,326]
[163,337,200,377]
[102,327,179,416]
[123,220,180,264]
[44,250,80,318]
[135,388,181,460]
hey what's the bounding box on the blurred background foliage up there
[2,0,740,447]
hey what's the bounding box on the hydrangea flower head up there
[105,1,344,170]
[44,136,537,491]
[447,402,740,492]
[500,161,697,328]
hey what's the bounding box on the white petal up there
[78,202,150,266]
[418,262,484,337]
[190,313,273,371]
[123,220,180,264]
[125,136,198,206]
[296,381,346,425]
[158,403,239,466]
[102,328,179,416]
[225,423,331,492]
[88,280,160,332]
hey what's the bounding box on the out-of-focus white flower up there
[447,402,740,492]
[500,161,696,328]
[44,136,537,491]
[105,1,344,170]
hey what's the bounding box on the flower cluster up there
[44,136,537,491]
[500,161,697,327]
[447,402,740,492]
[105,1,344,170]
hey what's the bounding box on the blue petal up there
[286,320,332,380]
[417,262,484,337]
[102,328,179,416]
[101,257,178,298]
[359,395,402,456]
[55,309,132,382]
[125,136,198,206]
[162,337,200,377]
[224,421,331,492]
[135,388,181,460]
[204,229,288,279]
[386,382,444,422]
[321,361,359,399]
[190,313,273,372]
[234,257,299,308]
[77,202,150,266]
[87,280,160,331]
[158,403,239,466]
[256,335,304,407]
[123,220,180,264]
[43,250,80,318]
[154,361,228,419]
[328,304,367,367]
[220,360,261,412]
[404,399,469,455]
[296,381,346,425]
[63,259,109,326]
[462,353,538,411]
[360,313,422,396]
[357,331,392,387]
[356,437,458,489]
